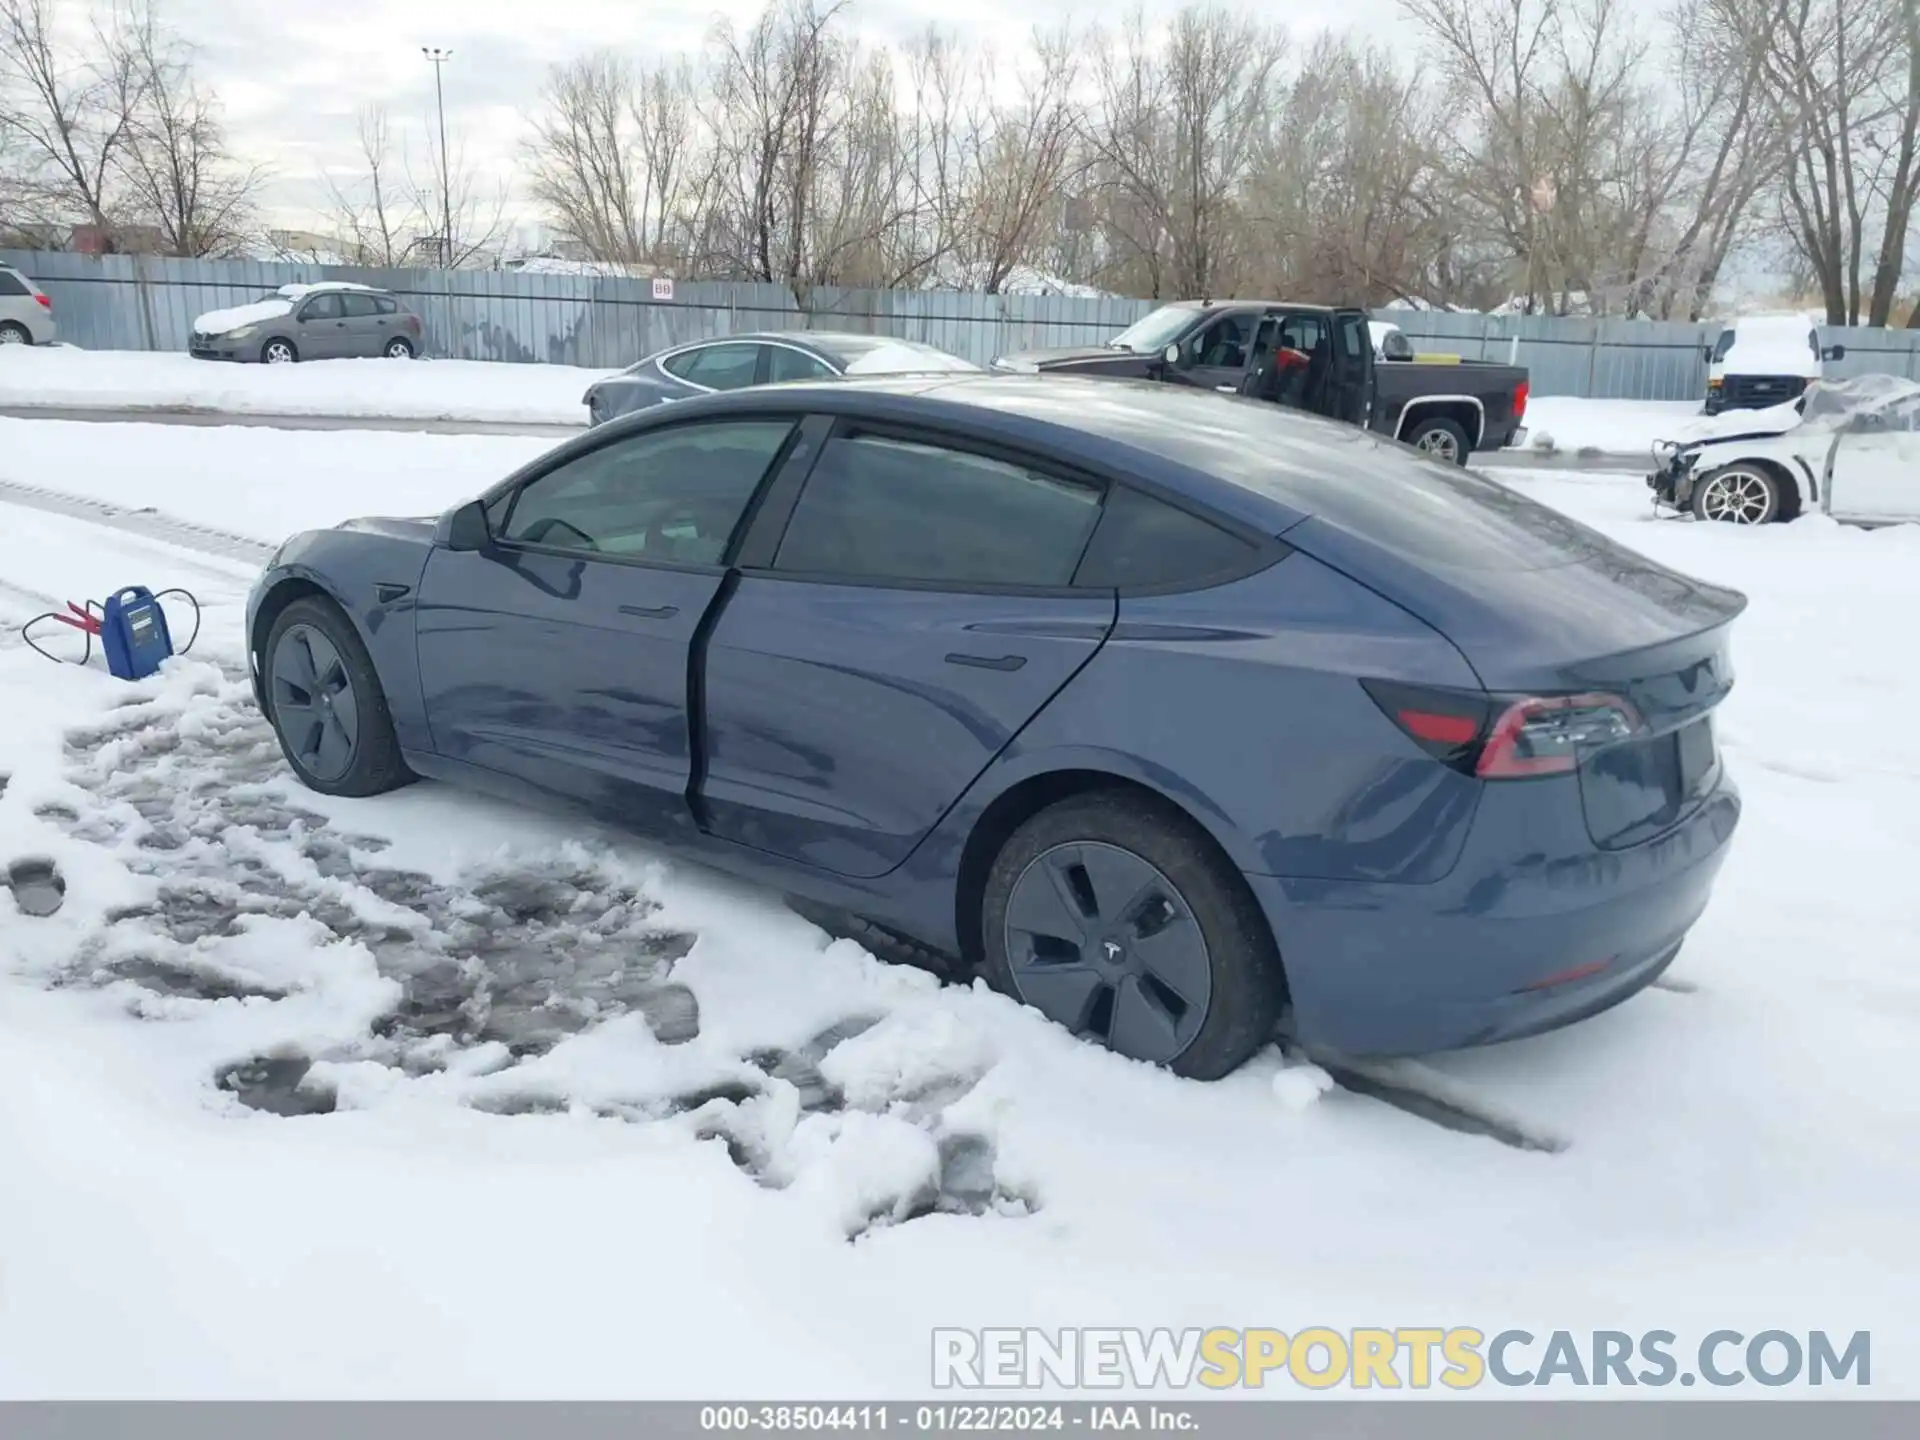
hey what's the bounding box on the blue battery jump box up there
[100,587,176,680]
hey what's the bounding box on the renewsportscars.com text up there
[931,1327,1872,1391]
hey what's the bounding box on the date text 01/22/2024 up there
[699,1405,1195,1432]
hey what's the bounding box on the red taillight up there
[1512,378,1529,421]
[1363,680,1640,780]
[34,293,51,310]
[1475,693,1641,779]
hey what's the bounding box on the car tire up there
[262,596,413,798]
[980,790,1285,1080]
[0,322,30,345]
[383,336,414,359]
[1406,416,1472,465]
[1690,464,1780,524]
[261,337,298,364]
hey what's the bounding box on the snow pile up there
[840,341,979,375]
[1521,397,1703,456]
[190,298,294,337]
[0,348,612,425]
[1715,313,1821,377]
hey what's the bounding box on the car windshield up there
[1107,306,1200,354]
[1799,374,1920,430]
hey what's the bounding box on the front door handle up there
[945,652,1026,672]
[619,603,679,620]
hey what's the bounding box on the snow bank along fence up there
[12,248,1920,400]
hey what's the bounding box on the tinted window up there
[1277,313,1326,354]
[662,343,761,390]
[0,270,28,297]
[339,292,381,317]
[300,293,343,321]
[502,419,795,564]
[374,295,398,315]
[767,345,835,383]
[1074,487,1258,589]
[774,433,1101,587]
[1339,314,1367,363]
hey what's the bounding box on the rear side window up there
[767,345,835,383]
[0,269,28,297]
[1073,486,1259,589]
[663,342,761,390]
[374,295,398,315]
[774,432,1101,588]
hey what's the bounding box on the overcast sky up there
[154,0,1401,234]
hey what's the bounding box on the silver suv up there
[0,263,56,345]
[189,281,424,363]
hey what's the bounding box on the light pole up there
[422,46,454,268]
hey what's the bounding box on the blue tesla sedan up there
[246,375,1744,1079]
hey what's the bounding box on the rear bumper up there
[1245,776,1740,1057]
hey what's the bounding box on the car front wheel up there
[980,791,1286,1079]
[263,596,412,797]
[1691,464,1780,524]
[261,338,298,364]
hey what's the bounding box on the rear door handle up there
[619,603,679,620]
[945,652,1026,672]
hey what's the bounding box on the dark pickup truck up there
[991,300,1529,465]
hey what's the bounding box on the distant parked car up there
[0,262,56,346]
[584,331,978,424]
[189,281,423,363]
[1650,374,1920,525]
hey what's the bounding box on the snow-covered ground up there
[1522,397,1705,457]
[2,419,1917,1398]
[0,347,610,426]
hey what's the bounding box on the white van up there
[1704,313,1844,415]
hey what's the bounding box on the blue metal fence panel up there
[14,248,1920,397]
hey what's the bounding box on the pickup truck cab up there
[992,301,1529,465]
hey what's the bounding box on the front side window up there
[501,419,795,564]
[1711,330,1736,363]
[300,292,343,321]
[773,432,1102,588]
[1191,314,1254,368]
[661,342,762,391]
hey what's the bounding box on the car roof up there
[598,372,1446,535]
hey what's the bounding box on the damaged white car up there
[1647,374,1920,525]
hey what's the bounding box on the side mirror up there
[443,498,490,552]
[1164,343,1182,366]
[1824,343,1846,361]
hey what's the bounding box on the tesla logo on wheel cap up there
[1103,940,1124,961]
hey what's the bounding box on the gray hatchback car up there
[189,281,424,363]
[0,263,56,345]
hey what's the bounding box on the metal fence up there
[11,248,1920,400]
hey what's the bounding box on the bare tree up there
[0,0,149,230]
[114,10,263,256]
[408,120,510,268]
[322,105,424,265]
[524,52,647,263]
[1085,5,1289,298]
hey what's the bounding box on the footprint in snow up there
[5,857,66,918]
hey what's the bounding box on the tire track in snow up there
[0,476,274,565]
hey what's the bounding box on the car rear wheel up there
[0,322,30,345]
[1406,416,1472,465]
[1691,464,1779,524]
[263,597,412,797]
[384,336,414,359]
[261,338,297,364]
[980,791,1285,1079]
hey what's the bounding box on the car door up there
[697,423,1117,878]
[338,291,387,355]
[1826,397,1920,522]
[1167,310,1259,394]
[1328,308,1376,426]
[294,291,348,358]
[412,416,803,838]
